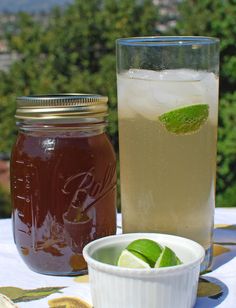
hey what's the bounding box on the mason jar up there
[11,94,117,276]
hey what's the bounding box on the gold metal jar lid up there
[15,93,108,120]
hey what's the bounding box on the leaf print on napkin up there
[0,286,65,303]
[214,242,236,246]
[215,224,236,230]
[213,244,230,257]
[74,275,89,283]
[0,288,25,301]
[48,296,92,308]
[197,277,223,299]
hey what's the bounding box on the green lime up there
[117,249,151,268]
[154,246,182,268]
[176,256,183,265]
[159,104,209,135]
[127,239,162,267]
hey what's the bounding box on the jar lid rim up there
[16,93,109,120]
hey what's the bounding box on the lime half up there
[154,246,182,268]
[127,239,162,267]
[159,104,209,135]
[117,249,151,268]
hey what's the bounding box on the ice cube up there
[117,69,218,121]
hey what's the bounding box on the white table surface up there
[1,208,236,307]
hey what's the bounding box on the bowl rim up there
[83,233,205,277]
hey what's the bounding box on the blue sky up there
[0,0,74,13]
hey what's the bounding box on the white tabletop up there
[1,209,236,307]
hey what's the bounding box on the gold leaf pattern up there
[69,254,87,271]
[198,278,223,298]
[48,296,92,308]
[213,244,230,257]
[74,275,89,283]
[215,224,236,230]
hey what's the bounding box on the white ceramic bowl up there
[83,233,205,308]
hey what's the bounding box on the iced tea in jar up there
[11,94,117,275]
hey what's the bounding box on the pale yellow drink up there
[118,69,218,253]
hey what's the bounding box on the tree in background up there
[0,185,11,218]
[0,0,159,216]
[0,0,158,153]
[173,0,236,206]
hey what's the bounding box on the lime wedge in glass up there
[159,104,209,135]
[117,249,151,268]
[127,239,162,267]
[154,246,182,268]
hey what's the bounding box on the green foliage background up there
[0,0,236,217]
[173,0,236,206]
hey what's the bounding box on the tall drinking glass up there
[116,37,219,271]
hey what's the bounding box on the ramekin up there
[83,233,205,308]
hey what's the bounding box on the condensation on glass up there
[11,94,117,275]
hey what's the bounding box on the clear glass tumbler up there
[116,36,219,271]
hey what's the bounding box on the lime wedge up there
[154,246,181,268]
[159,104,209,135]
[176,256,182,265]
[117,249,151,268]
[127,239,162,267]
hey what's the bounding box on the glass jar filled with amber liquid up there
[11,94,117,275]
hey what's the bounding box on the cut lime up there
[117,249,151,268]
[154,246,181,268]
[159,104,209,135]
[176,256,182,265]
[127,239,162,267]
